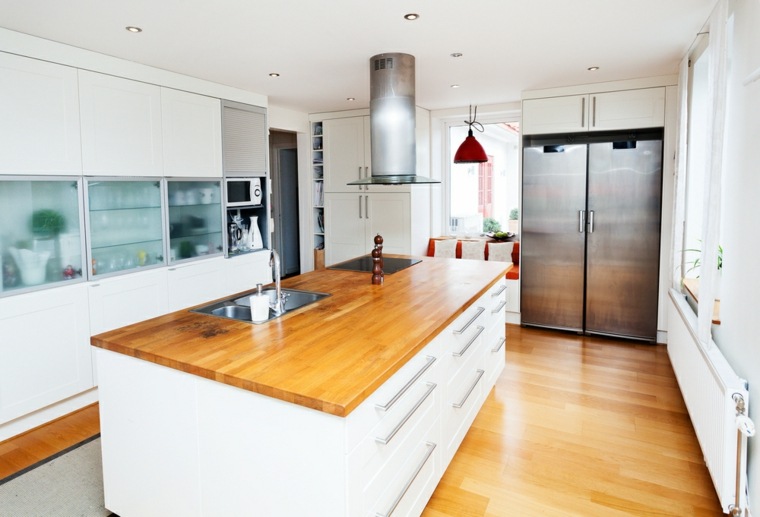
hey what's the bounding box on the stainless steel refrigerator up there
[521,129,663,342]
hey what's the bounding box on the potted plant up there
[508,207,519,234]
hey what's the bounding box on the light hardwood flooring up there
[0,325,722,515]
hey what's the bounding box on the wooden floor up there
[0,325,722,515]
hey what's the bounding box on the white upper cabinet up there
[221,101,267,177]
[323,116,369,192]
[162,88,223,178]
[522,87,665,135]
[0,53,82,175]
[79,70,164,176]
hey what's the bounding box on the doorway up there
[269,130,300,277]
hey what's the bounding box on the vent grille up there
[373,57,394,71]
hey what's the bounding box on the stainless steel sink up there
[192,287,330,324]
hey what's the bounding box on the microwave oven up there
[226,178,263,207]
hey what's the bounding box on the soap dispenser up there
[251,283,270,322]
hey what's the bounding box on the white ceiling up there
[0,0,716,114]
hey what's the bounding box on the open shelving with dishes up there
[224,178,269,258]
[312,121,325,266]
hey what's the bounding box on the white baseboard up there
[0,388,98,442]
[506,311,520,325]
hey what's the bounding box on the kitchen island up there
[92,256,508,516]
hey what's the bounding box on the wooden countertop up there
[91,256,508,417]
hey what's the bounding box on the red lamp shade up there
[454,128,488,163]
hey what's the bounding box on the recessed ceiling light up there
[125,26,142,33]
[587,66,600,71]
[450,53,463,58]
[450,84,461,89]
[404,13,420,20]
[346,97,356,102]
[269,73,280,77]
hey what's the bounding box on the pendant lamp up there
[454,105,487,163]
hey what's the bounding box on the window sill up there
[682,278,721,325]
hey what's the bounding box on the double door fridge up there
[521,129,663,342]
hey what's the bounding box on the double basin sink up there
[192,287,330,324]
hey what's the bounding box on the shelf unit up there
[312,121,325,268]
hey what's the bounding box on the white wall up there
[712,0,760,507]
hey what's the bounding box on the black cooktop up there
[328,256,422,274]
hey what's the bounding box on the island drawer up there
[345,335,443,453]
[347,401,440,517]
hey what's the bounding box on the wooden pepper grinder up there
[371,234,384,285]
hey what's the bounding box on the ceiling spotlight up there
[125,26,142,33]
[450,53,463,58]
[450,84,461,89]
[346,97,356,102]
[269,73,280,77]
[587,66,600,71]
[403,13,420,20]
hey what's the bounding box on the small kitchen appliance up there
[225,177,262,207]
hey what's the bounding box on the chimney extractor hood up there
[347,53,439,185]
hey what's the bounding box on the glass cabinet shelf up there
[86,179,165,278]
[167,180,223,263]
[0,177,85,295]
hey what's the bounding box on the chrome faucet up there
[270,249,285,315]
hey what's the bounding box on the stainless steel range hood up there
[347,53,439,185]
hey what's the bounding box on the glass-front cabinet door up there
[0,177,85,295]
[167,180,223,263]
[86,178,165,278]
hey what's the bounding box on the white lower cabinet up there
[96,278,506,517]
[0,283,92,424]
[167,257,226,311]
[88,268,169,335]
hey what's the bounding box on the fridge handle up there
[588,210,595,233]
[578,210,585,233]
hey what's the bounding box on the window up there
[448,122,520,236]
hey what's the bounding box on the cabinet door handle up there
[581,97,586,128]
[453,325,485,357]
[375,382,436,445]
[452,370,484,408]
[376,356,437,411]
[491,284,507,297]
[579,210,586,233]
[491,300,507,314]
[365,195,369,219]
[452,307,485,335]
[592,95,597,127]
[375,442,437,517]
[492,336,506,353]
[359,195,363,219]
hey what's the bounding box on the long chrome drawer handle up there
[491,284,507,297]
[453,326,485,357]
[491,337,506,353]
[376,356,437,412]
[452,307,485,335]
[375,442,437,517]
[491,300,507,314]
[375,382,436,445]
[452,370,484,409]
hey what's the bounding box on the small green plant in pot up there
[30,209,66,238]
[483,217,501,233]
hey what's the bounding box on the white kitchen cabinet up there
[79,70,164,176]
[323,116,370,192]
[221,101,267,177]
[88,268,168,335]
[0,283,92,424]
[222,250,273,297]
[0,52,82,175]
[521,87,665,135]
[324,192,411,265]
[167,257,227,312]
[161,88,223,178]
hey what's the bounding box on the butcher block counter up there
[93,256,509,517]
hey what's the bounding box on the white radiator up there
[667,289,754,515]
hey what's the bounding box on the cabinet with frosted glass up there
[0,177,86,296]
[166,179,224,263]
[85,178,166,278]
